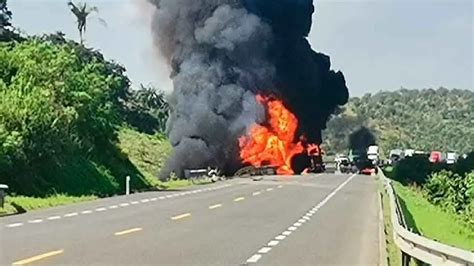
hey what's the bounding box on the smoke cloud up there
[149,0,349,178]
[349,126,377,152]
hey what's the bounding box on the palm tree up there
[67,1,105,44]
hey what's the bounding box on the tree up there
[123,85,170,134]
[0,0,20,42]
[67,1,105,44]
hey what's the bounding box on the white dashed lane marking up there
[246,254,262,263]
[4,184,233,228]
[6,223,23,228]
[268,240,280,247]
[258,247,272,254]
[244,174,356,264]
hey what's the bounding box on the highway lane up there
[0,173,380,265]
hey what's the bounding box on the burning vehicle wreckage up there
[149,0,349,180]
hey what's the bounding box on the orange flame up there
[239,95,304,175]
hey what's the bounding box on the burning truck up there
[149,0,349,179]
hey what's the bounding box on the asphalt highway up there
[0,173,380,265]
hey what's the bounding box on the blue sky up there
[9,0,473,96]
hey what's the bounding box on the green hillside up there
[323,88,474,155]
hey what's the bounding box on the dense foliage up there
[323,88,474,155]
[0,37,156,196]
[122,85,169,134]
[390,153,474,224]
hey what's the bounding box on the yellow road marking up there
[171,213,191,220]
[114,227,143,236]
[209,204,222,209]
[234,197,245,202]
[12,249,64,265]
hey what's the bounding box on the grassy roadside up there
[0,128,211,216]
[0,194,97,216]
[393,181,474,251]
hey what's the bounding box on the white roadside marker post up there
[126,176,130,195]
[0,184,8,208]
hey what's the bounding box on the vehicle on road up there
[446,152,458,164]
[367,145,379,165]
[429,151,444,163]
[404,149,415,157]
[335,155,351,173]
[388,149,404,165]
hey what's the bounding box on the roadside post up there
[126,176,130,195]
[0,184,8,208]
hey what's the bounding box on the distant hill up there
[322,88,474,156]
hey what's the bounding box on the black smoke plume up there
[349,126,377,152]
[149,0,349,179]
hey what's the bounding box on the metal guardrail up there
[379,170,474,265]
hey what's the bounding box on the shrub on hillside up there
[424,170,451,205]
[393,155,433,184]
[425,170,474,216]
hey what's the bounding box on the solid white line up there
[81,210,92,214]
[282,231,292,236]
[268,240,279,246]
[140,199,150,203]
[246,254,262,263]
[64,212,78,217]
[275,235,286,240]
[258,247,272,254]
[47,216,61,220]
[28,219,43,224]
[95,207,107,212]
[6,223,23,228]
[120,203,130,207]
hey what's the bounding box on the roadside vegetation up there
[383,154,474,250]
[323,88,474,155]
[0,1,205,215]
